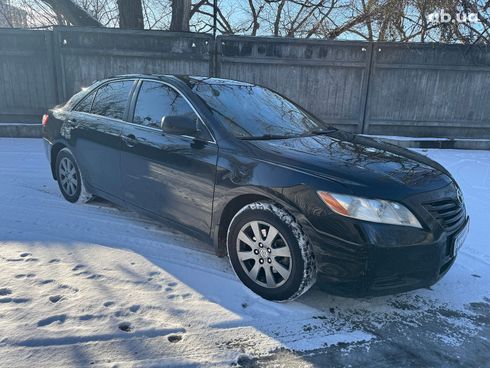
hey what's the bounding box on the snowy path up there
[0,139,488,367]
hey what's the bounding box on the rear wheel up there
[55,148,92,203]
[227,201,316,301]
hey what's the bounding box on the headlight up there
[317,191,422,228]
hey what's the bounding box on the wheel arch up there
[213,189,304,257]
[50,142,67,180]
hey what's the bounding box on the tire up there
[55,148,92,203]
[227,201,316,301]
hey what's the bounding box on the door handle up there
[122,134,137,148]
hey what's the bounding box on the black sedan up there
[42,74,469,301]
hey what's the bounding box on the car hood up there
[248,131,453,199]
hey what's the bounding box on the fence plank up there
[0,29,57,124]
[52,27,214,101]
[364,43,490,138]
[0,28,488,138]
[216,36,371,133]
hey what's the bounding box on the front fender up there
[210,150,347,255]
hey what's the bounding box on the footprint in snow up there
[167,293,192,301]
[0,297,30,304]
[0,288,12,296]
[37,315,66,327]
[58,284,79,293]
[75,271,90,277]
[87,274,105,280]
[167,334,182,343]
[39,279,55,285]
[49,295,62,303]
[103,301,115,308]
[20,253,31,258]
[167,282,178,287]
[72,264,86,272]
[236,355,257,367]
[129,305,140,313]
[118,322,132,332]
[114,310,126,318]
[147,271,162,282]
[49,259,61,264]
[24,258,39,263]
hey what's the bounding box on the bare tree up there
[8,0,490,43]
[39,0,102,26]
[117,0,143,29]
[170,0,191,31]
[77,0,118,26]
[142,0,172,29]
[0,2,15,27]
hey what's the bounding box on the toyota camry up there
[42,75,469,301]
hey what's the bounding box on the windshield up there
[190,82,331,139]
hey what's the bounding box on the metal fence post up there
[360,42,375,135]
[51,27,67,103]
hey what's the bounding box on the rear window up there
[74,92,95,113]
[90,80,134,120]
[64,85,97,111]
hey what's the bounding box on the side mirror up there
[161,115,197,136]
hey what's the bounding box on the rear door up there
[70,79,136,200]
[120,80,218,235]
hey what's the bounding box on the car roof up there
[101,74,255,88]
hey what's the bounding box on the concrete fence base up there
[0,124,42,138]
[367,136,490,151]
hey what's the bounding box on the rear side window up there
[74,92,95,113]
[91,80,134,120]
[133,81,196,129]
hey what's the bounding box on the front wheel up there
[55,148,92,203]
[227,201,316,301]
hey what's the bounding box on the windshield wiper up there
[239,127,338,140]
[308,127,338,136]
[239,134,296,140]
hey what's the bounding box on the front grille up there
[423,198,466,234]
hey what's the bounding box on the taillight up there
[42,114,49,127]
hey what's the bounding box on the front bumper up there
[306,217,468,297]
[300,183,469,297]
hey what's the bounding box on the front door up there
[120,80,218,235]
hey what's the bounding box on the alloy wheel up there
[236,220,292,288]
[59,157,78,197]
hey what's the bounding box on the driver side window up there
[133,81,210,141]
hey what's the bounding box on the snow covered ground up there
[0,138,488,367]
